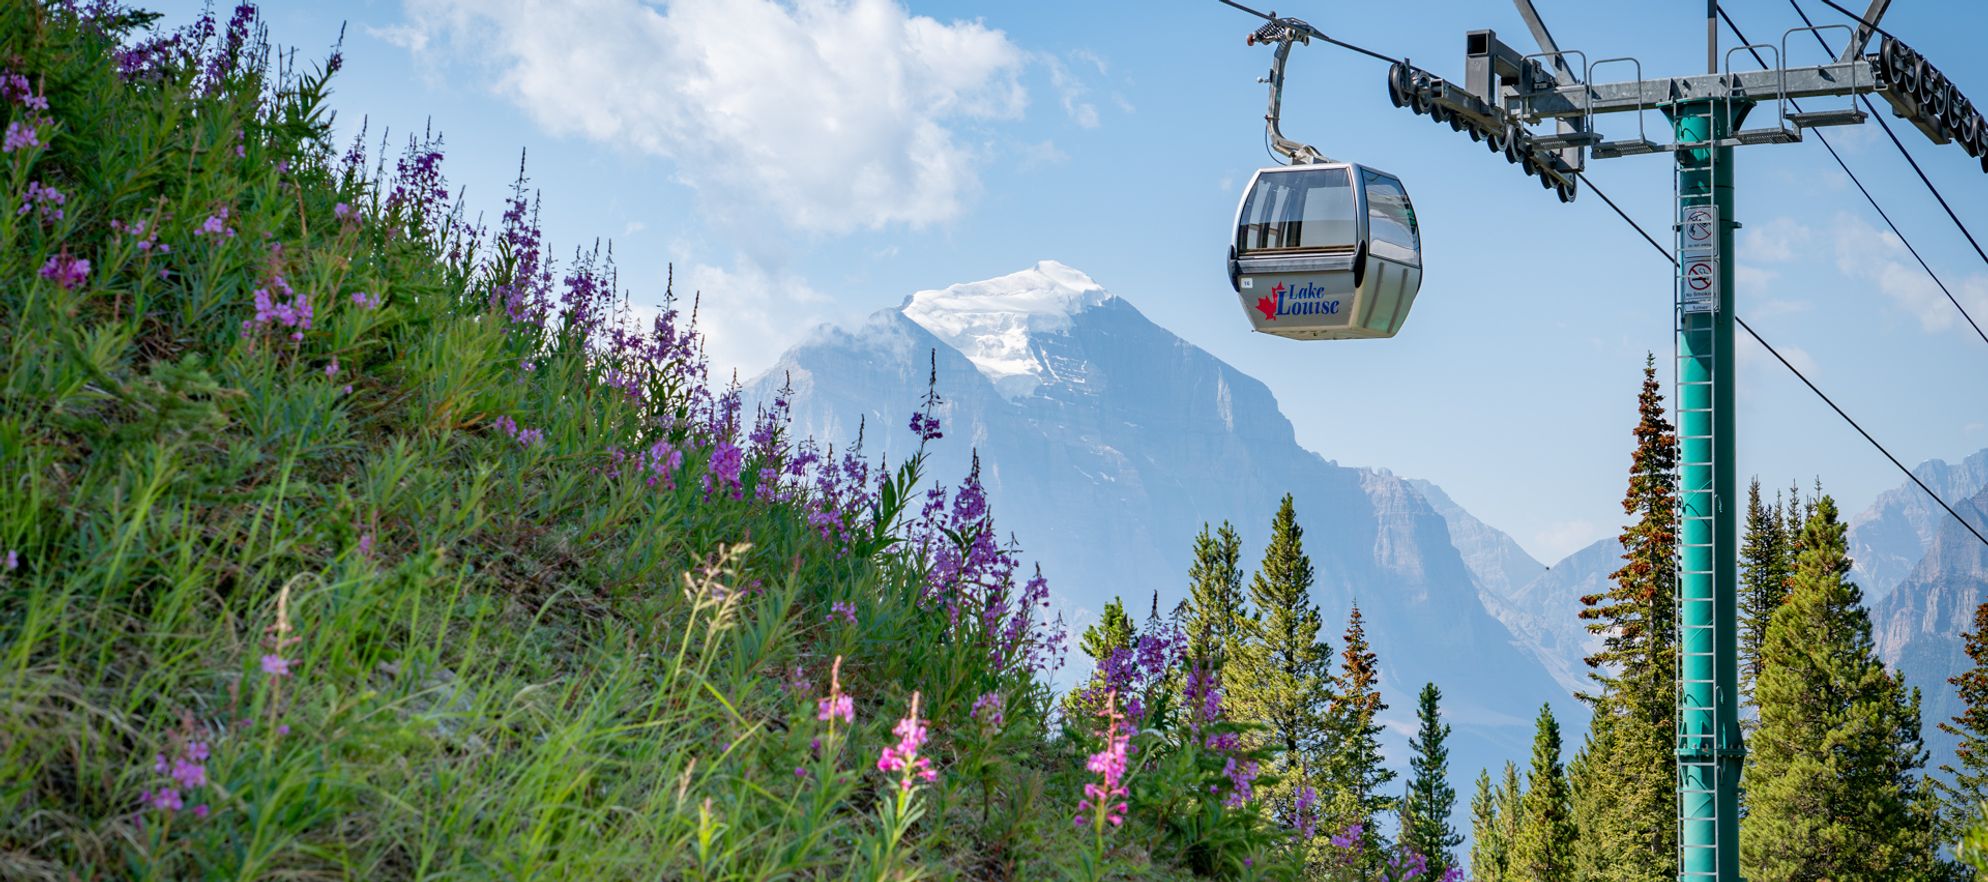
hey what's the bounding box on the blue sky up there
[156,0,1988,562]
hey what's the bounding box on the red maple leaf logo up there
[1255,295,1277,321]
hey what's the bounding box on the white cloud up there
[1741,216,1811,262]
[1830,212,1988,334]
[1738,333,1819,377]
[1044,52,1100,128]
[632,259,840,382]
[390,0,1028,233]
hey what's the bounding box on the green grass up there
[0,5,1304,880]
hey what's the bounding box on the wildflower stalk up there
[869,691,936,881]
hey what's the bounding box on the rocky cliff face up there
[1873,487,1988,771]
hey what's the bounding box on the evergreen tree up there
[1080,596,1136,664]
[1509,704,1575,882]
[1741,496,1939,881]
[1323,603,1395,864]
[1183,521,1247,669]
[1471,769,1508,882]
[1579,354,1678,696]
[1568,355,1678,882]
[1498,762,1524,881]
[1228,494,1334,824]
[1935,600,1988,847]
[1740,478,1791,710]
[1400,682,1461,876]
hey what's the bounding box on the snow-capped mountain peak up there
[900,260,1114,399]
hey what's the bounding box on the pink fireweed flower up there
[3,550,16,571]
[1075,692,1130,830]
[876,691,936,791]
[818,656,854,725]
[325,358,340,379]
[260,653,290,677]
[39,254,88,290]
[333,201,358,225]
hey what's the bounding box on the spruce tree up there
[1471,769,1508,882]
[1079,596,1137,663]
[1498,761,1524,880]
[1183,521,1247,669]
[1509,704,1575,882]
[1228,494,1334,824]
[1741,495,1939,881]
[1568,355,1678,882]
[1935,600,1988,845]
[1400,682,1461,876]
[1740,478,1791,710]
[1323,603,1395,865]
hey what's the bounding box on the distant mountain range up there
[750,259,1988,794]
[750,261,1579,787]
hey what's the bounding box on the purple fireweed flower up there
[196,207,237,239]
[971,691,1004,729]
[1390,850,1430,880]
[1292,784,1319,839]
[1221,756,1258,809]
[2,120,41,153]
[242,275,310,341]
[333,202,358,225]
[643,439,684,489]
[1329,822,1364,850]
[142,787,183,812]
[827,601,857,626]
[350,290,381,309]
[1076,692,1130,830]
[18,180,64,223]
[705,441,744,499]
[38,255,88,290]
[112,218,165,253]
[325,358,339,379]
[876,692,936,791]
[908,412,942,442]
[260,654,290,677]
[3,550,16,571]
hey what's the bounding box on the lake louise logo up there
[1255,281,1341,322]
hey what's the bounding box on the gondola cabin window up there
[1362,169,1419,262]
[1237,167,1357,254]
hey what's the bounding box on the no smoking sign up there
[1679,205,1719,314]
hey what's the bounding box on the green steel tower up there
[1216,2,1987,879]
[1667,95,1745,882]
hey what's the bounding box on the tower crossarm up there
[1515,60,1881,119]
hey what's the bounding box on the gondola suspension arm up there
[1252,20,1328,164]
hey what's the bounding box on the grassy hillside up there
[0,4,1324,880]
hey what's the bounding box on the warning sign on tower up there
[1679,205,1719,314]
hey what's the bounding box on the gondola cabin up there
[1227,162,1423,339]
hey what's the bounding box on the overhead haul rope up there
[1720,5,1988,349]
[1209,0,1988,550]
[1797,0,1988,279]
[1576,173,1988,551]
